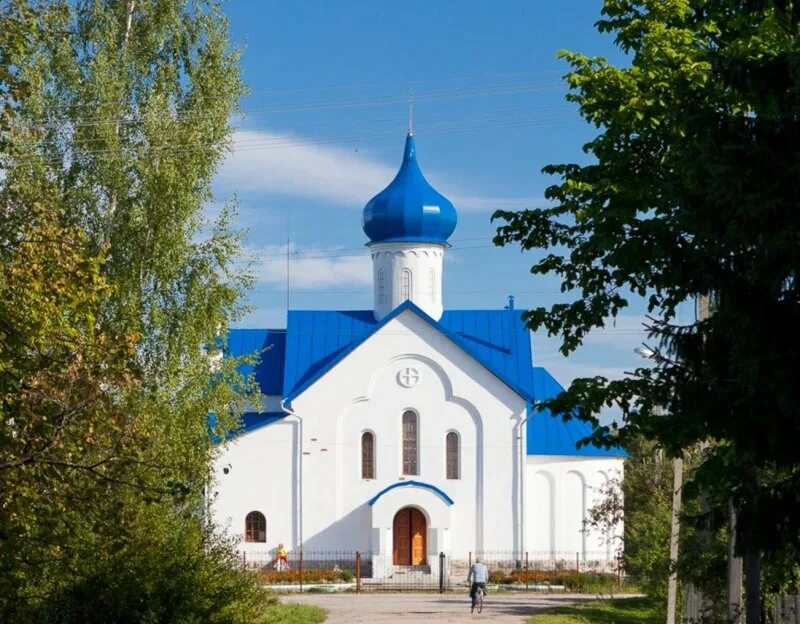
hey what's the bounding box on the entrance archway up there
[392,507,427,565]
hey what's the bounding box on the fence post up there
[468,551,472,568]
[356,551,361,594]
[299,550,304,592]
[617,553,622,590]
[242,551,246,569]
[576,552,580,574]
[439,552,445,594]
[525,552,529,593]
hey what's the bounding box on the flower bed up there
[488,570,619,592]
[257,569,354,585]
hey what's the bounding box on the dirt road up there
[288,592,604,623]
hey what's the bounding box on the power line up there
[219,326,649,336]
[222,327,650,336]
[235,236,495,261]
[66,103,573,150]
[233,244,514,266]
[30,80,565,130]
[43,69,566,112]
[15,115,579,169]
[249,289,560,295]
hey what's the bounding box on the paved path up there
[288,592,604,623]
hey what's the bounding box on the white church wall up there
[212,308,625,564]
[525,455,623,563]
[290,309,527,558]
[211,419,296,555]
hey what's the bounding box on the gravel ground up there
[287,592,608,623]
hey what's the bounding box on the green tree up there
[587,437,672,605]
[0,0,261,619]
[494,0,800,613]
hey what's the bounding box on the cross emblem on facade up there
[397,367,420,388]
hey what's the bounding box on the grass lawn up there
[528,597,661,624]
[261,601,326,623]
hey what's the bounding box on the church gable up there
[280,301,534,405]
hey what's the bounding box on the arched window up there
[244,511,266,542]
[402,410,418,475]
[377,269,386,304]
[429,269,436,304]
[400,269,412,301]
[361,431,375,479]
[446,431,460,479]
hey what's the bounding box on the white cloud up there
[217,129,538,212]
[244,244,371,289]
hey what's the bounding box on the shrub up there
[31,510,271,624]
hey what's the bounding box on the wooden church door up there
[393,507,427,566]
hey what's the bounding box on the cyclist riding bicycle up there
[467,557,489,611]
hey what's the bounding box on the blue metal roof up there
[367,480,454,506]
[241,411,287,434]
[281,301,534,403]
[528,367,625,457]
[225,303,623,457]
[209,411,287,440]
[225,328,285,395]
[362,133,457,244]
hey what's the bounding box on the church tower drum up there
[362,133,457,321]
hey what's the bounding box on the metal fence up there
[775,595,800,624]
[238,549,627,593]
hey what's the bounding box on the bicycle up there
[471,585,485,614]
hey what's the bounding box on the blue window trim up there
[367,480,454,506]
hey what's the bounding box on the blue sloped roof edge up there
[528,367,626,457]
[284,300,534,407]
[210,411,287,443]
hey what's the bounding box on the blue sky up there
[212,1,677,415]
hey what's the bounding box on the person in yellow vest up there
[274,543,290,571]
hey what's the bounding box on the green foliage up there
[528,597,661,624]
[0,0,259,619]
[34,509,271,624]
[259,603,327,624]
[494,0,800,576]
[585,436,672,605]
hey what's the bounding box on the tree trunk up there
[743,551,760,624]
[728,500,743,624]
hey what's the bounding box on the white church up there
[211,133,624,569]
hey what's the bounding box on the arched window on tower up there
[446,431,460,479]
[402,410,418,475]
[361,431,375,479]
[377,269,386,305]
[400,269,412,301]
[244,511,266,542]
[429,269,437,304]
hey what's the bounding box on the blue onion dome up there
[362,133,457,244]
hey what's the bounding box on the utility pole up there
[699,294,745,623]
[728,499,743,623]
[666,454,683,624]
[634,351,682,624]
[691,294,714,622]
